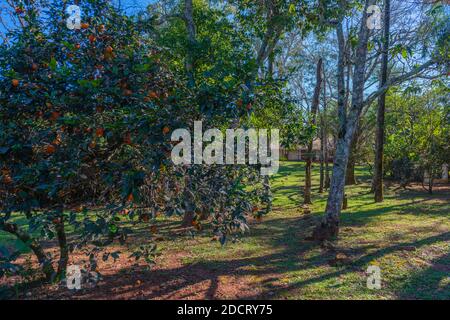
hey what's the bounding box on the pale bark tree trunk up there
[373,0,391,202]
[319,66,328,193]
[304,58,323,205]
[346,123,360,185]
[442,164,449,183]
[313,0,374,240]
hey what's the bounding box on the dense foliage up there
[0,0,277,280]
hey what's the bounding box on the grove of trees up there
[0,0,448,290]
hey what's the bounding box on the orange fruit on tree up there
[127,193,134,202]
[75,43,81,50]
[31,63,38,72]
[2,169,12,184]
[162,126,170,135]
[44,144,56,155]
[124,133,132,145]
[119,81,128,89]
[148,91,158,99]
[105,46,113,54]
[95,127,104,137]
[2,175,13,185]
[88,34,96,43]
[11,79,19,87]
[52,134,62,145]
[81,22,89,29]
[123,89,133,96]
[50,111,60,121]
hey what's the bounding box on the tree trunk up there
[346,158,357,185]
[325,158,331,189]
[345,124,360,185]
[55,218,69,279]
[1,222,55,281]
[181,0,197,226]
[325,133,330,189]
[373,0,391,202]
[442,164,449,183]
[319,66,328,194]
[184,0,196,86]
[313,0,374,240]
[268,50,274,78]
[303,58,323,205]
[319,122,325,194]
[428,177,433,194]
[182,210,195,227]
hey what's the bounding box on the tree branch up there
[364,59,437,106]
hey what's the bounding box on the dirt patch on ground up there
[1,248,262,300]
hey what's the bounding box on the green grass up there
[154,162,450,299]
[1,161,449,299]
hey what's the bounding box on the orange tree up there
[0,0,270,281]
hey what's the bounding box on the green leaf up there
[289,4,296,15]
[401,48,408,59]
[49,57,57,71]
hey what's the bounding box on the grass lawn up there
[1,161,449,299]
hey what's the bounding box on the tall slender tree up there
[313,0,375,240]
[304,58,323,204]
[373,0,391,202]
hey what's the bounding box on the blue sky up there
[0,0,157,39]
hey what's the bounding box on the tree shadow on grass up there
[256,232,450,298]
[3,181,449,300]
[32,207,449,300]
[341,197,450,227]
[38,215,324,299]
[395,252,450,300]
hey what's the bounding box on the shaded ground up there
[1,162,449,300]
